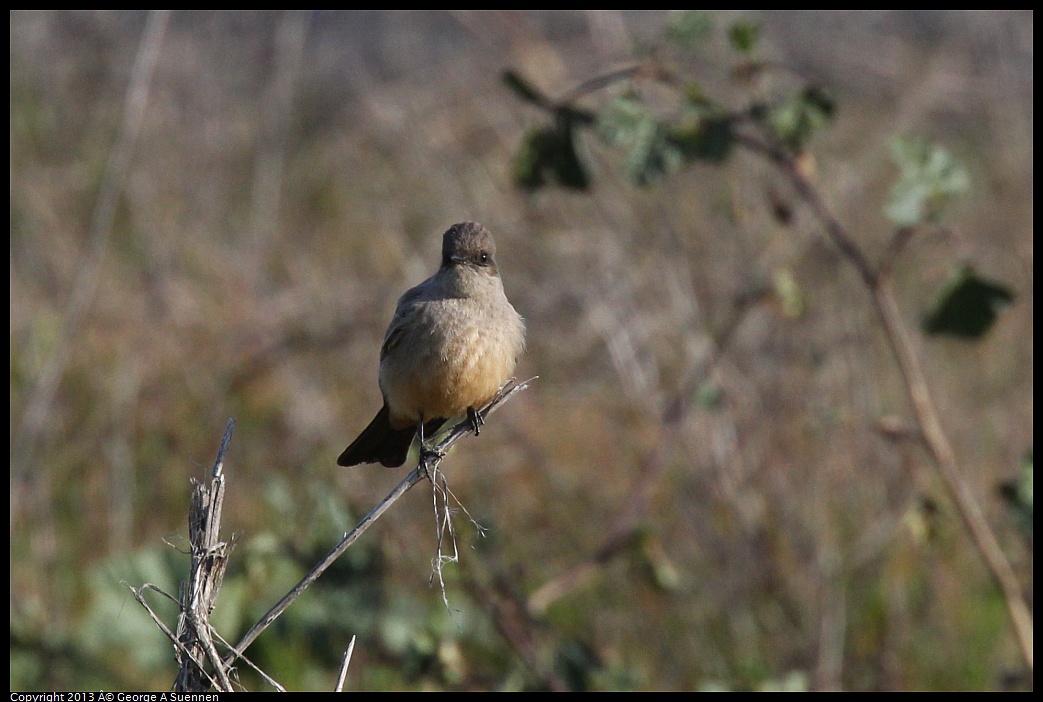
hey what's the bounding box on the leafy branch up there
[505,10,1029,674]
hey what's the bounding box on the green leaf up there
[513,119,590,191]
[885,135,970,226]
[665,11,713,49]
[728,20,761,54]
[921,265,1014,338]
[668,115,735,163]
[596,93,648,147]
[512,127,551,189]
[762,86,836,151]
[597,95,677,185]
[627,117,682,185]
[599,94,736,182]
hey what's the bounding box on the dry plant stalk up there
[173,422,237,692]
[130,419,239,692]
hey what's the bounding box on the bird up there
[337,222,526,468]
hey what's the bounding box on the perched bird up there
[337,222,526,467]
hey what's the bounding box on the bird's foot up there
[467,406,485,436]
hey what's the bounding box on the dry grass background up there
[9,10,1033,691]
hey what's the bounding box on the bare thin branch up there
[762,145,1034,671]
[224,378,534,666]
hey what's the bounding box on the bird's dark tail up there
[337,404,446,468]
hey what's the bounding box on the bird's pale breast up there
[380,291,524,427]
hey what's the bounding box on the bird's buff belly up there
[380,327,517,426]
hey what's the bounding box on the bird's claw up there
[467,406,485,436]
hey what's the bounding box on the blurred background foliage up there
[9,10,1033,691]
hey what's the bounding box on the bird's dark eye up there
[479,252,490,265]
